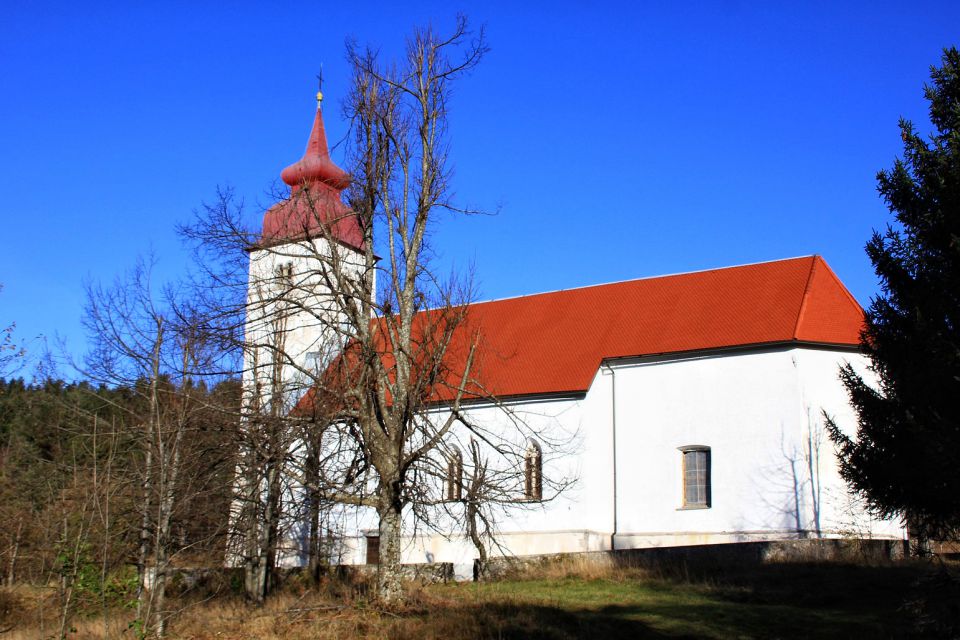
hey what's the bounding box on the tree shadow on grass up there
[412,601,680,640]
[694,561,921,608]
[429,596,889,640]
[421,558,939,639]
[590,598,900,640]
[640,561,929,638]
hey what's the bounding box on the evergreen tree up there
[828,47,960,540]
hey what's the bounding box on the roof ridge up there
[466,255,819,309]
[793,256,819,339]
[816,256,865,314]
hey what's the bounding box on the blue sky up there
[1,1,958,373]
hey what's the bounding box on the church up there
[241,93,905,578]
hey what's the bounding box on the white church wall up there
[399,395,603,563]
[314,391,615,567]
[792,348,906,540]
[321,345,904,567]
[606,346,904,549]
[244,239,370,411]
[607,347,806,547]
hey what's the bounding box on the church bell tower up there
[243,89,368,415]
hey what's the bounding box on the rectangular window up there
[365,535,380,564]
[682,447,711,508]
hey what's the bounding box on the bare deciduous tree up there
[181,16,575,605]
[83,259,236,636]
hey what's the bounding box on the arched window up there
[446,448,463,501]
[524,439,542,500]
[276,261,294,285]
[679,446,711,508]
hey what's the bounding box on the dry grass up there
[0,557,943,639]
[0,585,131,640]
[0,586,550,640]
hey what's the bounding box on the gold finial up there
[316,90,324,105]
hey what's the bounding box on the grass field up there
[0,560,945,639]
[428,562,926,639]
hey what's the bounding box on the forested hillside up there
[0,377,239,589]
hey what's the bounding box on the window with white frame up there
[680,446,711,508]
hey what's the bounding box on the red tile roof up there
[433,255,864,400]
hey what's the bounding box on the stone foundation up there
[335,562,454,584]
[476,538,908,581]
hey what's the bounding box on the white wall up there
[244,238,369,411]
[607,346,904,548]
[792,348,904,540]
[334,345,905,566]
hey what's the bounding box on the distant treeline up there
[0,376,240,588]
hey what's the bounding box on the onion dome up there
[261,91,364,250]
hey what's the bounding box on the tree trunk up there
[239,437,270,604]
[466,501,487,581]
[306,469,322,582]
[376,495,404,604]
[245,453,281,604]
[262,460,282,596]
[242,315,287,603]
[151,419,184,637]
[908,517,933,557]
[138,326,163,624]
[240,461,264,603]
[58,515,85,640]
[7,518,21,586]
[136,440,154,622]
[151,563,167,638]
